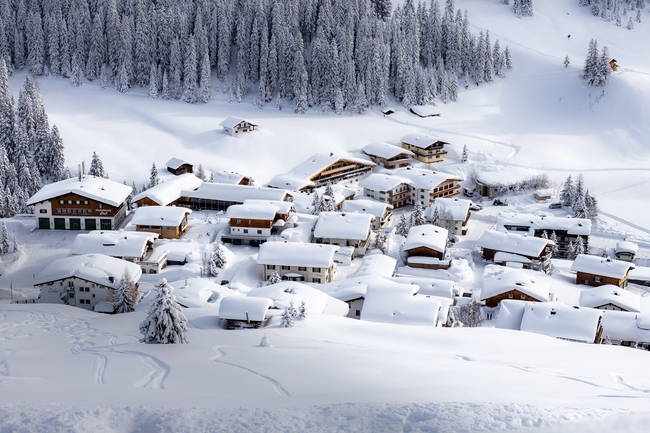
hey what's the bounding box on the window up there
[312,278,321,283]
[83,200,89,205]
[521,295,526,299]
[355,310,361,316]
[267,265,275,270]
[313,267,321,273]
[298,267,306,271]
[508,294,513,298]
[257,230,262,234]
[92,294,95,298]
[236,219,242,224]
[243,229,248,234]
[594,277,602,283]
[98,204,103,209]
[584,280,589,285]
[281,266,290,270]
[75,200,81,205]
[67,200,73,204]
[40,209,47,213]
[59,200,65,204]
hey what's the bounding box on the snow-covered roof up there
[519,302,603,343]
[355,254,397,278]
[480,268,549,302]
[219,116,256,128]
[388,277,458,298]
[496,212,591,237]
[616,241,638,254]
[131,206,192,227]
[257,242,338,268]
[71,230,158,258]
[570,255,634,279]
[404,224,449,254]
[493,252,532,264]
[170,278,240,309]
[341,199,392,218]
[313,212,374,241]
[210,171,249,185]
[361,142,415,159]
[601,310,650,344]
[315,275,386,303]
[476,230,552,258]
[34,253,142,289]
[132,174,202,206]
[579,285,641,312]
[266,153,375,190]
[416,294,452,326]
[181,183,289,203]
[27,176,131,207]
[166,157,193,169]
[395,167,462,190]
[476,167,538,187]
[360,282,441,326]
[409,105,442,117]
[534,189,553,197]
[628,266,650,282]
[247,281,347,315]
[218,296,273,322]
[426,198,471,221]
[359,173,410,191]
[226,201,293,221]
[400,133,447,149]
[495,300,528,330]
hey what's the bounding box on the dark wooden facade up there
[51,193,122,218]
[167,163,193,175]
[405,246,444,259]
[575,271,630,288]
[482,289,544,308]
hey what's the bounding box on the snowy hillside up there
[2,0,650,431]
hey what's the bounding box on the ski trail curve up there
[210,346,291,397]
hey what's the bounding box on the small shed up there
[166,157,194,175]
[409,105,442,118]
[219,296,274,329]
[609,59,618,71]
[220,117,258,136]
[533,189,553,201]
[615,241,638,262]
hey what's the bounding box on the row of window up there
[58,199,91,205]
[233,228,264,234]
[137,225,178,230]
[78,299,91,305]
[55,208,94,215]
[266,265,322,272]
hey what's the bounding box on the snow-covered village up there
[2,0,650,431]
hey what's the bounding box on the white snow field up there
[3,0,650,431]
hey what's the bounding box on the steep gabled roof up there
[362,142,415,159]
[34,253,142,288]
[579,285,641,312]
[219,116,256,128]
[71,230,158,258]
[27,176,131,207]
[571,255,635,279]
[401,133,448,149]
[132,174,202,206]
[404,224,449,254]
[313,212,374,241]
[477,230,553,258]
[166,157,193,169]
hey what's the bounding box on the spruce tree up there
[574,236,585,256]
[149,163,159,188]
[196,164,207,181]
[182,36,198,104]
[560,175,574,207]
[375,228,389,254]
[411,202,427,226]
[567,240,576,260]
[267,271,282,285]
[149,64,158,99]
[88,152,107,178]
[564,55,570,68]
[573,174,587,219]
[462,145,468,162]
[1,221,9,254]
[396,213,411,237]
[281,306,295,327]
[139,279,189,344]
[549,231,559,257]
[198,51,212,103]
[114,268,137,313]
[298,300,308,320]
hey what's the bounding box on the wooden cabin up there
[400,133,448,163]
[571,255,635,288]
[609,59,618,71]
[220,117,258,136]
[166,157,194,175]
[131,206,192,239]
[403,225,449,270]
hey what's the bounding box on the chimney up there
[78,164,82,182]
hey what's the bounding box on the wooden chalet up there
[403,225,449,270]
[533,189,553,201]
[267,152,375,192]
[27,176,131,231]
[179,183,291,211]
[476,230,554,272]
[480,268,549,308]
[361,142,414,169]
[131,206,192,239]
[400,133,448,164]
[222,200,295,246]
[220,116,258,136]
[571,255,635,288]
[166,157,194,175]
[132,173,202,207]
[609,59,618,71]
[219,296,274,329]
[579,285,641,313]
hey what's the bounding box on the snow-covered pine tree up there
[504,45,513,70]
[411,202,427,226]
[198,51,212,104]
[574,235,586,256]
[287,300,298,318]
[396,213,411,237]
[458,300,484,327]
[88,152,107,178]
[212,242,228,269]
[572,174,587,219]
[258,334,272,347]
[266,271,282,285]
[320,194,337,212]
[298,300,308,320]
[560,175,574,206]
[311,191,321,215]
[181,36,198,104]
[375,228,389,254]
[462,144,468,162]
[149,163,159,188]
[100,64,109,90]
[549,231,559,257]
[149,64,158,99]
[564,55,570,68]
[196,164,207,181]
[324,182,334,200]
[628,16,635,29]
[567,240,576,260]
[139,278,189,344]
[1,221,9,255]
[280,306,294,327]
[114,267,137,313]
[585,189,599,220]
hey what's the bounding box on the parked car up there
[469,203,483,211]
[548,202,562,209]
[493,198,508,206]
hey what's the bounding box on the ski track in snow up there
[210,345,291,397]
[0,309,170,388]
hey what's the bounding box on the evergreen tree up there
[212,242,228,269]
[100,64,109,90]
[564,55,570,68]
[311,191,321,215]
[267,271,282,285]
[411,202,427,226]
[1,221,9,254]
[198,51,212,103]
[458,300,484,327]
[560,175,574,206]
[574,235,586,256]
[182,36,198,104]
[287,300,298,318]
[196,164,207,181]
[585,189,599,220]
[462,144,468,162]
[88,152,107,178]
[149,162,159,188]
[114,267,137,313]
[573,174,587,219]
[628,16,635,29]
[149,64,158,99]
[396,213,411,237]
[139,278,189,344]
[375,228,389,254]
[504,46,513,70]
[281,306,295,327]
[298,300,308,320]
[549,231,559,257]
[567,240,576,260]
